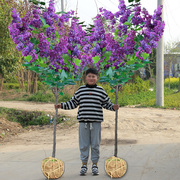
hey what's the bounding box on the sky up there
[52,0,180,44]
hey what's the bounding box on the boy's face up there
[85,73,98,86]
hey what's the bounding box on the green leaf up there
[74,58,81,66]
[55,31,59,39]
[124,22,131,26]
[142,53,149,60]
[135,27,142,31]
[110,89,115,93]
[42,80,54,86]
[102,47,106,52]
[127,14,134,22]
[39,1,45,5]
[24,55,31,62]
[62,54,70,63]
[23,62,31,67]
[68,50,72,55]
[114,28,119,37]
[39,16,46,25]
[59,91,64,96]
[57,82,64,87]
[30,37,39,45]
[43,24,50,28]
[32,30,39,34]
[120,78,131,83]
[29,25,34,29]
[92,56,99,64]
[60,69,68,81]
[39,63,48,68]
[135,34,144,42]
[29,66,40,73]
[56,11,67,15]
[78,21,85,25]
[106,67,113,78]
[104,51,111,61]
[109,80,118,86]
[126,60,135,65]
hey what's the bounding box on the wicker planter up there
[105,156,127,178]
[42,157,64,179]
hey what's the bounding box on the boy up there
[55,68,119,176]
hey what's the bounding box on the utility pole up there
[156,0,164,106]
[61,0,64,12]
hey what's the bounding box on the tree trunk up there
[21,70,24,91]
[168,61,172,89]
[114,84,118,157]
[27,70,30,93]
[17,70,24,91]
[0,74,4,91]
[31,72,38,94]
[148,64,153,78]
[52,87,59,158]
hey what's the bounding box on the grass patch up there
[141,91,180,109]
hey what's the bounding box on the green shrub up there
[4,83,20,89]
[26,90,72,103]
[27,91,54,102]
[122,77,150,95]
[98,77,150,101]
[0,107,63,127]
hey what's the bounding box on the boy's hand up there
[113,104,119,110]
[54,104,61,109]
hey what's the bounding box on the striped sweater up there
[61,84,115,122]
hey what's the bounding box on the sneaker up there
[80,165,88,175]
[92,164,99,175]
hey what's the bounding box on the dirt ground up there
[0,101,180,152]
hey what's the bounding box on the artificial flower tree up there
[9,0,164,178]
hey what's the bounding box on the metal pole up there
[61,0,64,12]
[156,0,164,106]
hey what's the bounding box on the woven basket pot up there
[105,156,127,178]
[42,157,64,179]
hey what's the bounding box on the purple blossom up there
[124,30,136,55]
[30,18,43,28]
[118,0,126,15]
[140,40,152,54]
[38,33,50,57]
[22,43,33,56]
[11,9,22,23]
[16,42,24,51]
[30,49,38,63]
[150,40,157,49]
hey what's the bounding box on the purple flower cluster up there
[99,0,165,62]
[9,0,165,76]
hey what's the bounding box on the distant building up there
[164,43,180,78]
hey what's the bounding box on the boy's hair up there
[86,68,99,76]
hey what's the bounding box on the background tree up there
[164,41,179,89]
[0,0,40,92]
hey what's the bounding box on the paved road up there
[1,143,180,180]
